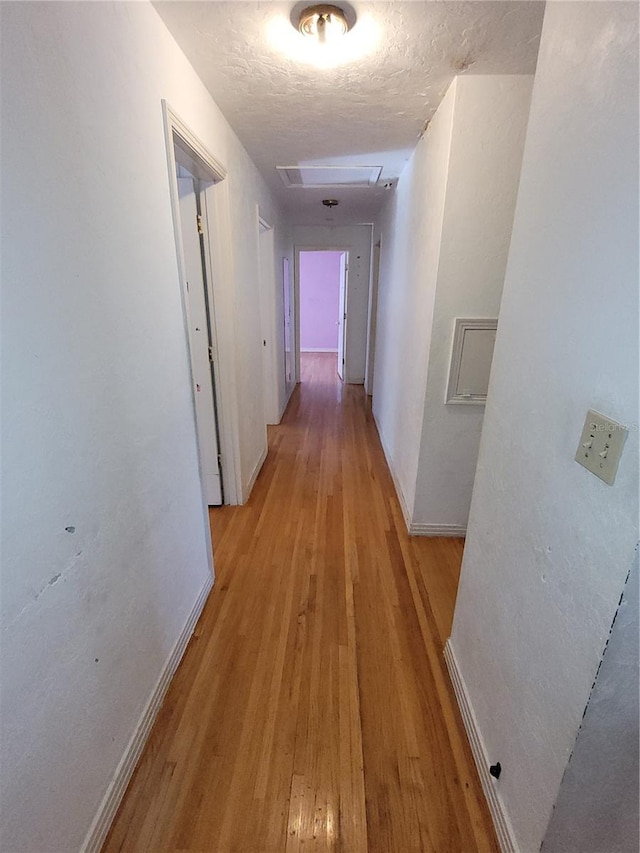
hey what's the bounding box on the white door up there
[337,252,348,380]
[258,219,277,424]
[177,176,223,505]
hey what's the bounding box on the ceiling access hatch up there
[276,165,382,188]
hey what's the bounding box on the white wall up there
[542,550,639,853]
[372,76,532,531]
[449,3,639,851]
[372,82,456,518]
[413,76,533,532]
[293,225,373,384]
[226,191,289,490]
[0,2,287,849]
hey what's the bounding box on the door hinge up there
[196,214,204,235]
[208,346,214,363]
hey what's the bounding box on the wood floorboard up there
[102,352,498,853]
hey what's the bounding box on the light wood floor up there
[103,352,498,853]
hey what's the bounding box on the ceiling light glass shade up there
[298,5,350,43]
[268,6,376,69]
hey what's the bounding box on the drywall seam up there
[243,443,268,504]
[410,523,466,537]
[373,411,412,532]
[444,640,518,853]
[81,574,214,853]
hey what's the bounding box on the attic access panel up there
[276,165,382,188]
[446,318,498,405]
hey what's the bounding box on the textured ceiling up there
[154,1,545,225]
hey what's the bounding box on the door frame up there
[257,211,279,425]
[364,238,381,396]
[162,102,242,514]
[336,251,348,380]
[282,256,295,405]
[176,174,224,505]
[294,246,349,383]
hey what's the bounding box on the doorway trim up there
[294,246,349,383]
[162,101,243,513]
[364,238,381,396]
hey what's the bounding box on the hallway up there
[103,353,498,852]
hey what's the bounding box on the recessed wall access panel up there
[446,318,498,405]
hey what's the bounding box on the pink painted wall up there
[299,251,342,351]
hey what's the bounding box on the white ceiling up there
[154,1,545,225]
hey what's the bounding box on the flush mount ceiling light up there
[269,2,375,69]
[298,5,351,42]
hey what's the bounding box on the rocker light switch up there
[575,409,628,486]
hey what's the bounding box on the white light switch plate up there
[575,409,628,486]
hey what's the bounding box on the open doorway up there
[298,250,348,381]
[163,102,243,521]
[175,165,224,506]
[283,257,293,395]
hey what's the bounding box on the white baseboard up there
[410,522,467,537]
[81,574,214,853]
[300,347,338,353]
[444,640,518,853]
[243,444,268,503]
[372,412,412,533]
[370,416,466,538]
